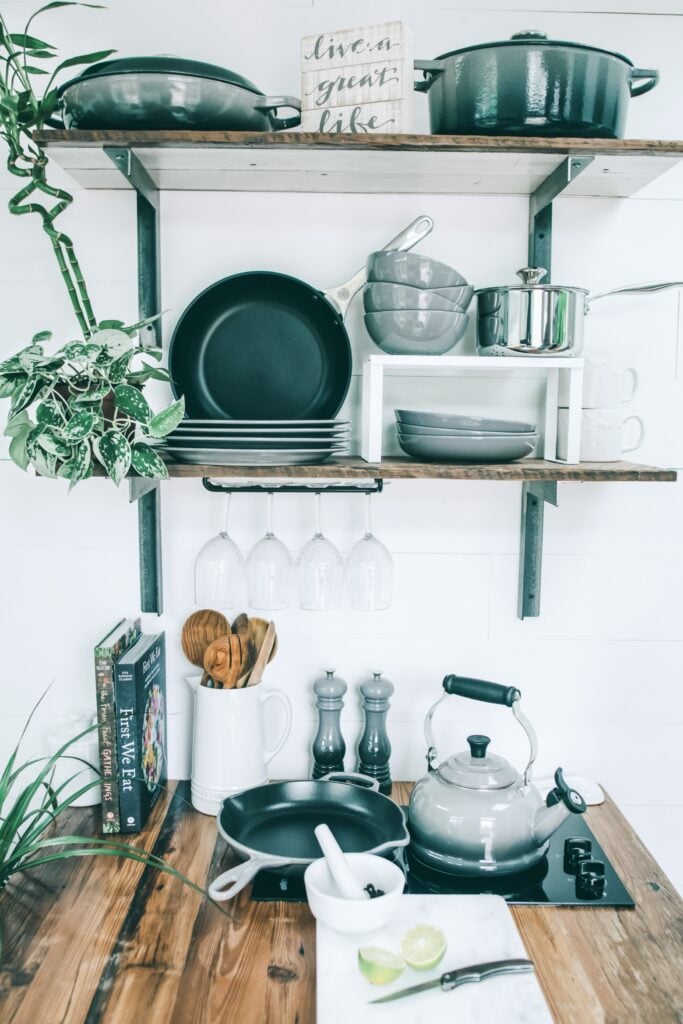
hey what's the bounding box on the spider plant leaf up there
[8,33,53,49]
[146,397,185,438]
[48,48,116,75]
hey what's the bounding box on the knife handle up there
[441,959,534,990]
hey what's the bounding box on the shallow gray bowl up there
[397,425,539,439]
[367,250,468,290]
[363,282,462,313]
[364,309,468,355]
[431,285,474,307]
[398,432,538,463]
[395,409,536,432]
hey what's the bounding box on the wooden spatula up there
[246,621,277,688]
[248,616,279,663]
[232,612,258,686]
[181,609,229,668]
[203,633,245,689]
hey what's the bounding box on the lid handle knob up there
[510,30,549,41]
[516,267,547,285]
[467,734,490,759]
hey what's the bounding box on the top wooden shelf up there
[35,130,683,197]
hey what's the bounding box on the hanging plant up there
[0,3,183,486]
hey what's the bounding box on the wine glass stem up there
[315,492,322,536]
[366,492,373,537]
[268,492,275,535]
[223,493,231,535]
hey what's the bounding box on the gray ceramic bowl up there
[364,310,468,355]
[431,285,474,307]
[397,425,539,439]
[363,282,462,313]
[398,432,539,463]
[367,250,468,290]
[395,409,536,432]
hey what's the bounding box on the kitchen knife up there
[369,958,534,1004]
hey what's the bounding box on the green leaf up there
[0,377,17,399]
[9,426,32,471]
[10,377,42,415]
[61,440,91,490]
[72,384,108,404]
[25,66,50,74]
[18,346,44,372]
[113,384,152,425]
[63,409,95,442]
[130,442,168,480]
[63,342,86,359]
[95,430,131,486]
[108,349,132,384]
[34,332,54,346]
[31,449,58,479]
[38,430,70,458]
[0,355,24,375]
[87,328,131,357]
[9,33,53,49]
[5,410,31,437]
[145,397,185,438]
[36,400,64,426]
[97,319,124,330]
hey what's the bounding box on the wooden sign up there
[300,22,414,134]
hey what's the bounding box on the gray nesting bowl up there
[367,250,468,290]
[363,282,462,313]
[397,432,539,463]
[395,409,537,432]
[364,309,469,356]
[431,285,474,308]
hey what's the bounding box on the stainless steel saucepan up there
[476,268,683,356]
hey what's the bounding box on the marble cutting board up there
[316,894,553,1024]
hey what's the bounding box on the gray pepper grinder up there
[312,669,347,779]
[356,671,394,795]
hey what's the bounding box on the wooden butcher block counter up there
[0,781,681,1023]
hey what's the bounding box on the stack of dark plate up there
[153,419,350,466]
[395,409,539,463]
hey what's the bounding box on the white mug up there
[560,357,638,409]
[186,676,292,815]
[558,408,645,462]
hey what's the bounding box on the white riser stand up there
[361,354,584,464]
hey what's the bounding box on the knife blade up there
[369,958,534,1004]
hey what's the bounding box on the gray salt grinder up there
[312,669,347,779]
[356,671,394,795]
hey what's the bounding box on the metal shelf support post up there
[529,157,594,278]
[519,481,558,619]
[107,146,164,613]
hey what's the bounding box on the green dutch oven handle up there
[414,59,446,94]
[630,68,659,97]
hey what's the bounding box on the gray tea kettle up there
[408,675,586,876]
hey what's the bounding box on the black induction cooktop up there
[250,812,634,907]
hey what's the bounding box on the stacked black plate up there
[154,419,350,466]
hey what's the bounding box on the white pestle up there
[314,823,368,901]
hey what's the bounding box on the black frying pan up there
[207,774,409,901]
[169,216,434,420]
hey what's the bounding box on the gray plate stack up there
[395,409,539,463]
[152,419,350,466]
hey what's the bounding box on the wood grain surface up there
[0,781,681,1023]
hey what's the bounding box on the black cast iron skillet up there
[208,774,409,901]
[169,216,433,421]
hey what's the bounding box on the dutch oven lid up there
[437,734,518,791]
[59,55,264,96]
[433,30,634,67]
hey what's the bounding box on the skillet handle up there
[208,854,283,901]
[325,215,434,319]
[321,771,380,791]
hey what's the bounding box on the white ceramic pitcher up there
[186,676,292,815]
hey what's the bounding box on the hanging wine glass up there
[194,493,245,609]
[246,493,293,610]
[346,492,394,611]
[297,492,345,611]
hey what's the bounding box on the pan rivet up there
[337,288,350,300]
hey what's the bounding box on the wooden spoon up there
[232,613,258,686]
[181,609,229,668]
[248,616,278,663]
[246,621,277,688]
[203,633,245,689]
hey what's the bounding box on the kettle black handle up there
[443,674,521,707]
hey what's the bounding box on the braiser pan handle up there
[443,674,521,706]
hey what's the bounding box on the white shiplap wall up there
[0,0,682,893]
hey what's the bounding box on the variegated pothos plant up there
[0,3,184,488]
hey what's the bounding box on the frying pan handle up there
[208,854,283,901]
[586,280,683,312]
[325,215,435,319]
[321,771,380,792]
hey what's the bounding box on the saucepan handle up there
[413,58,446,93]
[255,95,302,131]
[325,215,434,319]
[629,68,659,97]
[208,853,284,901]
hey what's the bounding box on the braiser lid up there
[59,56,263,96]
[437,734,519,790]
[433,30,633,68]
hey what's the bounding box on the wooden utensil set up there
[181,610,278,689]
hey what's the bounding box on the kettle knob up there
[467,734,490,759]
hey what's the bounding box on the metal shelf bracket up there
[128,479,163,615]
[519,481,558,619]
[529,156,594,278]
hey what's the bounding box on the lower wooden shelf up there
[161,457,677,482]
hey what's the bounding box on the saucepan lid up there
[433,31,634,67]
[59,55,264,96]
[437,734,518,790]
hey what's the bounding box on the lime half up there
[399,925,447,971]
[357,946,405,985]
